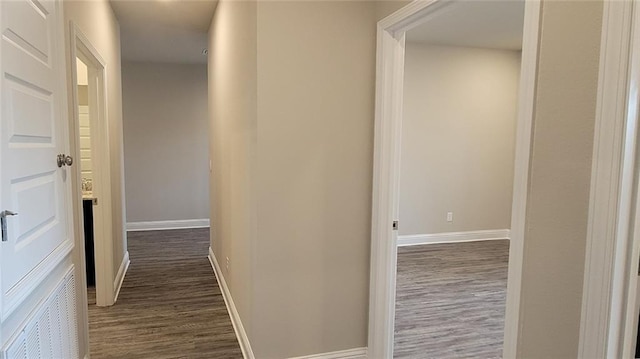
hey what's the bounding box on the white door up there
[0,0,78,358]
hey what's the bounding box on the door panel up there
[4,0,52,63]
[1,0,70,321]
[0,0,77,357]
[8,80,54,142]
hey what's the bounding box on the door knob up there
[1,210,17,242]
[57,154,74,167]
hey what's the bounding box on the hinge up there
[392,220,399,231]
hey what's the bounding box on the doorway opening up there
[368,1,541,357]
[70,24,117,308]
[75,57,97,303]
[394,3,522,357]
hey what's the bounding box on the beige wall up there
[64,0,127,291]
[399,44,520,235]
[122,62,210,223]
[376,0,410,20]
[515,1,603,357]
[254,2,376,357]
[208,0,605,357]
[208,0,257,343]
[207,1,407,357]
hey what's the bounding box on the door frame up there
[578,1,640,358]
[367,1,542,357]
[68,22,115,309]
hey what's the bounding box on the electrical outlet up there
[226,257,230,272]
[447,212,454,222]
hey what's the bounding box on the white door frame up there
[68,22,115,309]
[367,1,542,357]
[578,2,640,358]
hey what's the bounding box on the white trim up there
[1,239,73,321]
[127,219,210,232]
[397,229,510,247]
[288,347,367,359]
[578,1,640,358]
[112,251,130,303]
[608,3,640,357]
[501,1,542,357]
[208,247,255,359]
[69,22,115,309]
[368,1,541,358]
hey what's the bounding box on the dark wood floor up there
[87,228,242,359]
[394,240,510,359]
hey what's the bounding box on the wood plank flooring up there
[394,240,510,359]
[87,228,242,359]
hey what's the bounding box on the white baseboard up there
[398,229,511,247]
[126,219,210,232]
[208,247,255,359]
[113,251,130,302]
[289,347,368,359]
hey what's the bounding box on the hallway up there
[87,228,242,358]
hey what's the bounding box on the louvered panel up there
[25,322,41,358]
[66,275,79,358]
[37,308,53,358]
[4,332,27,359]
[49,295,63,359]
[1,268,78,359]
[61,274,78,359]
[59,281,71,358]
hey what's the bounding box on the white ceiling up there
[406,0,525,50]
[110,0,218,64]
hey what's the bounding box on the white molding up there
[69,22,115,310]
[397,229,510,247]
[501,1,541,357]
[112,251,130,303]
[288,347,367,359]
[368,6,409,358]
[127,219,210,232]
[578,1,640,358]
[208,247,255,359]
[1,239,74,321]
[368,1,541,358]
[609,3,640,357]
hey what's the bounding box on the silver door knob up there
[1,210,17,242]
[57,154,74,167]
